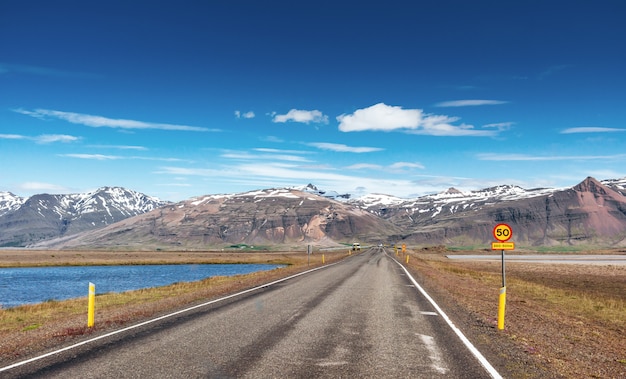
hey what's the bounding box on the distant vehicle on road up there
[352,243,361,251]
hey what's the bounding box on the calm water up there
[0,264,284,308]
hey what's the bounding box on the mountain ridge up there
[5,176,626,249]
[0,187,169,247]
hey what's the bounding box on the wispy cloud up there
[0,63,97,78]
[477,153,626,161]
[253,148,312,155]
[60,154,121,160]
[389,162,425,170]
[560,127,626,134]
[434,99,508,107]
[337,103,497,136]
[0,134,26,140]
[18,182,68,192]
[60,154,190,162]
[272,109,329,124]
[483,122,514,130]
[14,108,215,132]
[88,144,148,150]
[345,163,383,170]
[346,161,425,171]
[221,151,311,162]
[308,142,383,153]
[538,64,572,79]
[235,110,255,119]
[35,134,80,143]
[0,133,79,143]
[155,163,437,198]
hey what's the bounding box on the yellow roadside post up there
[498,287,506,330]
[322,254,325,264]
[492,224,514,330]
[406,254,409,264]
[87,282,95,328]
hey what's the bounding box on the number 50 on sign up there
[493,223,512,242]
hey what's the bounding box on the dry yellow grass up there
[402,248,626,378]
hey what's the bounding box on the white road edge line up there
[391,257,503,379]
[0,263,337,373]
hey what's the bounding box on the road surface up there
[5,248,498,378]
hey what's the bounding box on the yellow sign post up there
[87,282,95,328]
[492,223,513,330]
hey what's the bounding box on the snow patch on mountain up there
[0,192,25,217]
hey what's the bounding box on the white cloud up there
[60,154,189,162]
[483,122,514,130]
[235,110,255,119]
[61,154,121,160]
[434,99,508,107]
[34,134,79,144]
[14,108,215,132]
[0,133,79,143]
[0,134,26,140]
[389,162,425,170]
[273,109,329,124]
[88,145,148,150]
[560,127,626,134]
[337,103,422,132]
[336,103,496,136]
[0,63,96,78]
[221,151,311,162]
[308,142,383,153]
[346,162,424,171]
[18,182,68,192]
[155,163,437,198]
[477,153,626,161]
[345,163,383,170]
[254,148,311,155]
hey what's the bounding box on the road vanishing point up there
[2,248,500,378]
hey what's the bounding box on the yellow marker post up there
[322,254,325,264]
[87,282,95,328]
[498,286,506,330]
[406,255,409,264]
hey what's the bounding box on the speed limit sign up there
[493,223,512,242]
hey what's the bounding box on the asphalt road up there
[6,248,497,378]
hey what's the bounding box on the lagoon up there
[0,264,284,308]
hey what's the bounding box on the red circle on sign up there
[493,223,512,242]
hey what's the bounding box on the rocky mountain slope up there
[351,177,626,246]
[9,176,626,249]
[0,187,169,247]
[33,188,399,250]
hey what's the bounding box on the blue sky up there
[1,1,625,201]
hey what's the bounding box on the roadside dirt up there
[403,249,625,378]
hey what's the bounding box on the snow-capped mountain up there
[8,176,626,249]
[0,187,169,247]
[349,184,560,220]
[34,187,399,250]
[349,177,626,246]
[290,183,352,201]
[0,191,26,217]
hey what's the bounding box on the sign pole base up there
[497,286,506,330]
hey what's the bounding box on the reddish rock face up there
[374,177,626,246]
